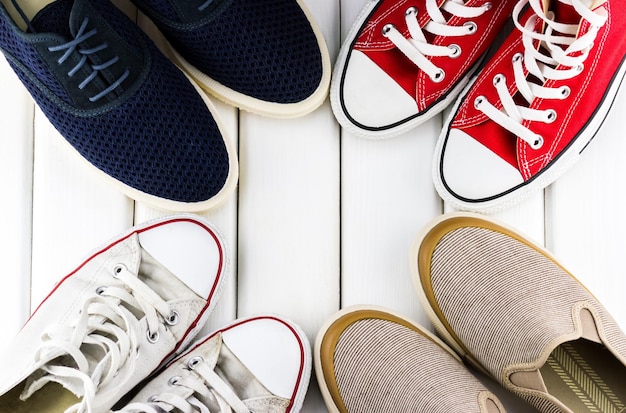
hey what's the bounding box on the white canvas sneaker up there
[116,315,312,413]
[0,214,227,413]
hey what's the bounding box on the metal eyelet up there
[187,356,204,370]
[545,109,557,123]
[464,21,477,34]
[512,52,523,63]
[148,395,158,403]
[576,64,584,73]
[493,74,505,86]
[165,310,179,326]
[382,23,395,36]
[168,376,182,387]
[405,6,418,16]
[474,96,485,109]
[531,135,544,149]
[560,86,571,98]
[483,2,492,10]
[95,286,107,295]
[147,329,160,343]
[431,69,445,83]
[448,44,461,58]
[112,264,126,278]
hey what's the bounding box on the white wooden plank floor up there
[1,0,626,412]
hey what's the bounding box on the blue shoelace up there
[47,17,130,102]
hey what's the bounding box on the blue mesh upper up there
[133,0,324,104]
[0,0,230,204]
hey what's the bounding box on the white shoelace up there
[473,0,608,149]
[23,264,177,413]
[120,355,249,413]
[382,0,493,82]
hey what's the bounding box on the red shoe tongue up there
[549,0,584,26]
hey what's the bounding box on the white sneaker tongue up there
[21,369,86,401]
[21,348,107,402]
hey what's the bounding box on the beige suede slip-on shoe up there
[315,305,507,413]
[115,314,311,413]
[411,212,626,413]
[0,214,227,413]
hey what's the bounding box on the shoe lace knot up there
[383,0,493,82]
[23,263,176,413]
[120,354,251,413]
[472,0,607,149]
[47,17,130,103]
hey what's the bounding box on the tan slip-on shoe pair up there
[317,212,626,413]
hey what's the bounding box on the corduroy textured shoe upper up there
[0,214,226,413]
[433,0,626,212]
[315,306,506,413]
[0,0,236,211]
[412,213,626,413]
[117,315,312,413]
[132,0,331,118]
[330,0,517,139]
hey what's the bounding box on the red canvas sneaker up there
[434,0,624,212]
[331,0,516,139]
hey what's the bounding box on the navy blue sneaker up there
[0,0,238,211]
[132,0,331,118]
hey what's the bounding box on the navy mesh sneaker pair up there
[0,0,238,212]
[132,0,331,118]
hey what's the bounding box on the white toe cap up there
[340,50,417,130]
[438,128,524,201]
[138,216,224,300]
[222,316,309,399]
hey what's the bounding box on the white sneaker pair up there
[0,215,310,413]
